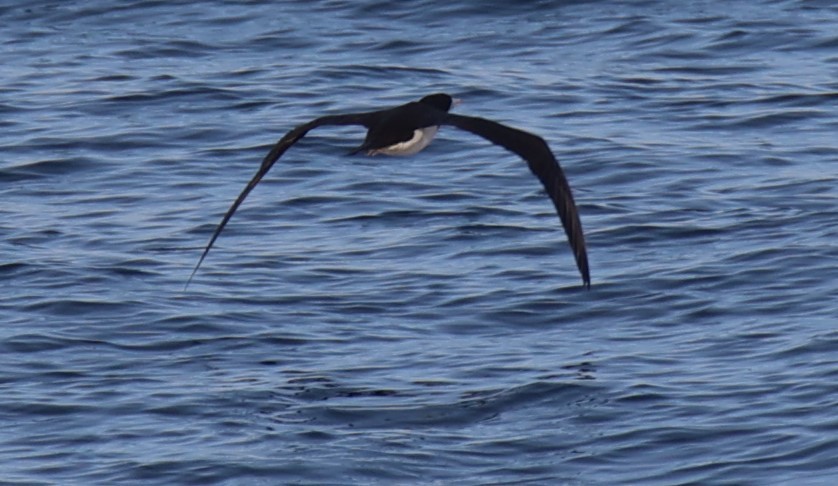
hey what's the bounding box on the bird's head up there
[419,93,457,112]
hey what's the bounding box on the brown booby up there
[186,94,590,289]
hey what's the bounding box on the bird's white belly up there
[370,126,438,156]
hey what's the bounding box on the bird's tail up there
[346,144,368,156]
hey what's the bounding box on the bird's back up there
[360,102,448,151]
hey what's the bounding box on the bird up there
[185,93,590,289]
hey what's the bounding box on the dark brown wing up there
[442,113,590,288]
[184,112,376,289]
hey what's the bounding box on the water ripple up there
[2,0,837,484]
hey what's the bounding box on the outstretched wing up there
[185,112,376,289]
[442,113,590,288]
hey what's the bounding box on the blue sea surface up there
[2,0,837,484]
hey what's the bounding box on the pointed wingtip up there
[183,267,198,292]
[183,248,210,292]
[577,250,591,290]
[578,254,591,290]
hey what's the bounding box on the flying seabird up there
[185,93,590,289]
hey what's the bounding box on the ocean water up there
[2,0,837,484]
